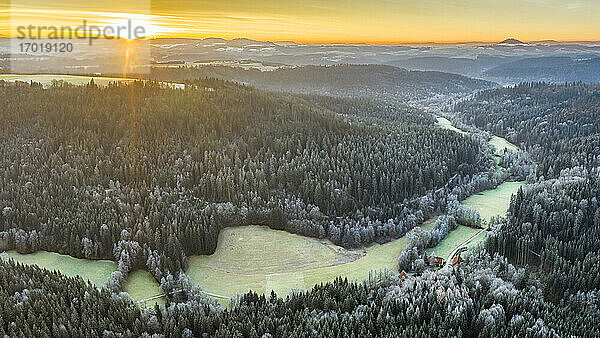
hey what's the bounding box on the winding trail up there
[136,289,231,305]
[443,228,485,268]
[436,115,524,267]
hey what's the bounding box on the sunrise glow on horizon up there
[1,0,599,43]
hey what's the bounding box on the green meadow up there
[490,136,518,156]
[426,225,484,259]
[188,221,437,299]
[463,181,525,221]
[123,270,164,307]
[436,117,466,134]
[1,250,161,305]
[2,250,116,287]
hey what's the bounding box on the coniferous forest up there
[0,79,490,284]
[2,79,600,337]
[456,83,600,307]
[454,82,600,178]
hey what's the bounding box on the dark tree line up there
[487,172,600,302]
[0,259,145,337]
[482,56,600,83]
[146,64,495,103]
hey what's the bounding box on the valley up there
[1,117,524,305]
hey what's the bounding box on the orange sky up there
[1,0,599,43]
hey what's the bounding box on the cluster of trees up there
[454,82,600,178]
[147,64,495,103]
[397,215,458,272]
[487,171,600,301]
[0,259,145,337]
[455,82,600,304]
[0,79,490,283]
[397,197,485,272]
[3,251,599,337]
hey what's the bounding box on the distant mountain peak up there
[498,38,525,45]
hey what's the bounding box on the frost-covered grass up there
[123,270,163,307]
[490,136,518,156]
[463,181,525,221]
[2,250,116,287]
[188,221,437,301]
[428,181,524,260]
[426,225,483,259]
[436,117,466,134]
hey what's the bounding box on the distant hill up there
[149,64,496,102]
[483,56,600,83]
[386,56,508,77]
[498,38,525,45]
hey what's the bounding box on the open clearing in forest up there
[429,181,525,259]
[0,74,185,89]
[0,250,161,304]
[1,250,116,287]
[431,117,526,263]
[188,221,437,299]
[123,270,164,307]
[426,225,485,259]
[436,117,466,134]
[490,136,518,156]
[463,181,525,221]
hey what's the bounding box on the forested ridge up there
[147,64,496,102]
[487,173,600,301]
[452,82,600,332]
[482,57,600,83]
[454,82,600,178]
[0,79,490,287]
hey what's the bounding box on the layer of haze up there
[0,0,599,43]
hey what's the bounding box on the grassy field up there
[188,220,437,300]
[463,181,525,220]
[437,117,466,134]
[426,225,483,259]
[428,181,525,260]
[123,270,164,307]
[0,74,185,89]
[1,250,162,305]
[1,250,116,287]
[490,136,518,156]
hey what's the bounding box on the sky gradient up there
[1,0,599,43]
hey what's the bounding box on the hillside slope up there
[483,56,600,83]
[149,64,496,102]
[454,82,600,177]
[0,79,490,280]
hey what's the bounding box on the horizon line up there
[1,34,599,45]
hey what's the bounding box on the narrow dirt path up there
[443,228,485,268]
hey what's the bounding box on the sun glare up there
[94,12,163,39]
